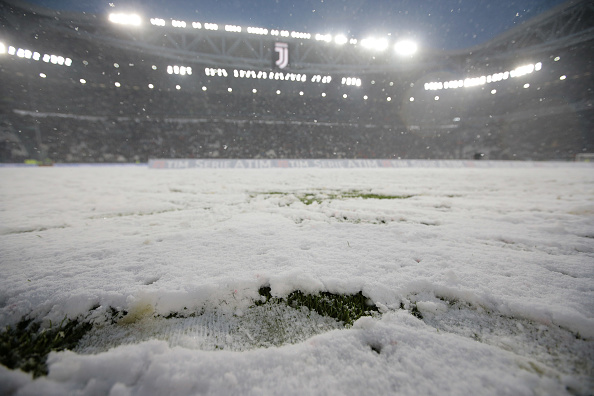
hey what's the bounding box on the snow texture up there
[1,166,593,395]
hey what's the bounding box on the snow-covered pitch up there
[1,165,593,395]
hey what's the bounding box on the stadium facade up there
[0,0,592,163]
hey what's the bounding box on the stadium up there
[0,0,592,163]
[0,0,593,395]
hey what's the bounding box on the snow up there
[1,165,593,395]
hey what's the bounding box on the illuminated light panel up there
[247,27,268,35]
[280,30,290,37]
[349,38,358,45]
[16,48,24,58]
[33,52,40,61]
[204,23,218,30]
[424,62,541,91]
[341,77,362,87]
[109,13,141,26]
[315,33,332,42]
[311,75,332,84]
[192,22,202,29]
[334,35,348,45]
[150,18,165,26]
[225,25,241,33]
[172,20,187,28]
[361,37,388,51]
[8,46,16,55]
[394,40,417,56]
[205,68,228,77]
[291,31,311,39]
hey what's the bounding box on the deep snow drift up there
[0,165,593,395]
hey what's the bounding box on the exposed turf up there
[253,190,414,205]
[0,316,91,378]
[257,287,379,326]
[1,289,381,377]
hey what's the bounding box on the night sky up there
[25,0,566,50]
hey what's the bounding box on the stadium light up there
[361,37,388,51]
[109,13,141,26]
[560,75,566,80]
[394,40,417,56]
[334,35,348,45]
[0,42,5,54]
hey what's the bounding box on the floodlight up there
[523,83,530,88]
[8,46,16,55]
[0,42,5,54]
[39,73,46,78]
[409,97,414,102]
[386,97,391,102]
[65,58,72,66]
[115,82,121,87]
[361,37,388,51]
[334,35,347,45]
[560,75,566,80]
[394,40,417,56]
[24,49,32,59]
[16,48,24,58]
[363,95,368,100]
[148,84,154,89]
[253,89,257,93]
[33,52,40,60]
[109,13,141,26]
[80,79,86,84]
[176,85,181,90]
[434,96,439,100]
[491,89,496,94]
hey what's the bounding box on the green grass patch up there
[0,316,91,378]
[257,287,378,327]
[253,190,414,206]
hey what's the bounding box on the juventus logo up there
[274,42,289,69]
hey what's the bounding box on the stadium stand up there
[0,0,592,163]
